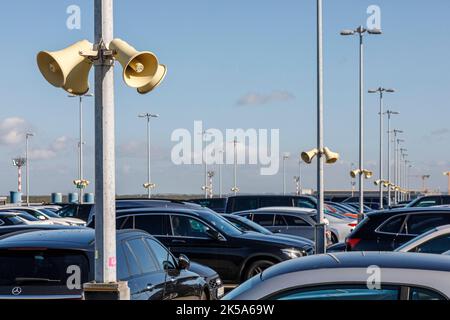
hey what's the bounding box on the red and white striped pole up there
[18,166,22,193]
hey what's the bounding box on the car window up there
[117,216,134,229]
[410,287,446,300]
[57,205,77,218]
[413,197,440,207]
[414,234,450,254]
[125,238,159,275]
[260,197,292,207]
[116,243,130,280]
[122,242,142,276]
[443,197,450,205]
[283,215,311,227]
[77,206,92,221]
[144,238,177,270]
[6,216,25,225]
[232,198,259,212]
[379,216,406,234]
[170,215,210,238]
[295,199,316,209]
[252,214,275,227]
[406,214,450,235]
[274,215,287,227]
[272,285,400,300]
[134,215,170,236]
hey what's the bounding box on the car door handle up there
[146,284,155,292]
[171,239,186,244]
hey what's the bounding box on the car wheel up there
[244,260,275,280]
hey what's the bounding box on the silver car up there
[223,252,450,300]
[395,225,450,254]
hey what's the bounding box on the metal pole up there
[387,118,391,206]
[379,91,384,209]
[25,136,29,206]
[315,0,326,254]
[204,133,208,199]
[358,30,365,220]
[94,0,117,284]
[219,156,223,198]
[79,96,84,204]
[299,160,302,195]
[233,138,237,196]
[146,117,151,198]
[283,156,286,195]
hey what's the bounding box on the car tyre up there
[244,260,275,280]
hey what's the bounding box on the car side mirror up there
[178,254,190,270]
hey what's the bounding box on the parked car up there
[58,199,203,223]
[343,202,373,213]
[0,224,83,238]
[110,207,314,286]
[406,195,450,208]
[0,228,212,300]
[346,208,450,251]
[325,202,359,219]
[0,206,83,226]
[0,212,45,226]
[234,207,346,244]
[224,195,317,213]
[343,196,387,210]
[222,214,314,247]
[223,252,450,300]
[188,198,227,213]
[395,225,450,255]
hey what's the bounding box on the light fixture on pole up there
[368,87,395,210]
[25,133,34,206]
[282,153,290,195]
[444,172,450,196]
[385,110,399,207]
[341,25,382,219]
[69,92,93,203]
[139,113,159,198]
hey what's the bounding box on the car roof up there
[261,252,450,281]
[235,207,316,215]
[367,207,450,218]
[0,228,151,251]
[117,207,210,217]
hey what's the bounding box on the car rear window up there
[379,216,406,234]
[0,250,89,287]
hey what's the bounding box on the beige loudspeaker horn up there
[323,147,339,164]
[37,40,93,95]
[301,149,319,164]
[350,169,361,179]
[138,64,167,94]
[109,39,159,88]
[363,170,373,179]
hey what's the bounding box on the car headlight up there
[281,248,305,259]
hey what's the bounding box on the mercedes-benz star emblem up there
[12,287,22,296]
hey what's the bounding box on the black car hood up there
[189,262,218,278]
[236,231,313,249]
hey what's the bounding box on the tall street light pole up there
[298,159,303,195]
[385,110,399,207]
[218,149,223,198]
[341,26,382,219]
[400,148,408,202]
[282,153,290,195]
[69,93,93,203]
[139,113,159,198]
[231,138,239,196]
[25,133,34,206]
[444,172,450,196]
[369,87,395,209]
[392,130,403,204]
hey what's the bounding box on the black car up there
[188,198,227,213]
[407,195,450,208]
[0,228,211,300]
[224,195,317,213]
[110,207,314,286]
[0,224,83,237]
[57,198,203,223]
[343,196,388,211]
[346,208,450,251]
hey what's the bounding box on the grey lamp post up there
[69,93,93,203]
[25,133,34,206]
[392,130,403,204]
[340,26,382,218]
[368,88,395,209]
[138,113,159,198]
[282,153,290,195]
[385,111,399,207]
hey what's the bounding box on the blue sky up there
[0,0,449,196]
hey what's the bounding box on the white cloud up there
[237,91,295,106]
[0,117,28,145]
[29,136,71,160]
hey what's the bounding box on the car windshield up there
[57,206,77,218]
[38,208,61,218]
[0,250,89,287]
[395,227,441,252]
[198,210,243,236]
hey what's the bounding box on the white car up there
[395,224,450,255]
[0,206,84,226]
[0,212,51,226]
[324,213,357,243]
